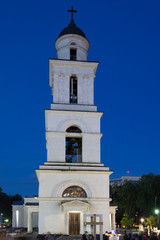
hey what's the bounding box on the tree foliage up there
[120,214,134,227]
[0,188,22,226]
[145,216,157,228]
[110,173,160,226]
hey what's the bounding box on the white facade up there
[12,15,116,236]
[12,198,38,231]
[55,34,89,61]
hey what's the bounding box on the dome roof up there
[59,19,86,39]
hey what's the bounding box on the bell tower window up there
[70,76,77,104]
[65,126,82,163]
[70,48,77,60]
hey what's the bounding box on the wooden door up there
[69,213,80,235]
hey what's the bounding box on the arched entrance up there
[62,186,88,235]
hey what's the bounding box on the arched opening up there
[70,76,77,104]
[66,126,81,133]
[70,48,77,60]
[62,186,87,198]
[66,126,82,163]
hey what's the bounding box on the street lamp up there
[140,218,145,231]
[155,209,159,215]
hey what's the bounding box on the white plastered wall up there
[38,171,111,234]
[55,34,89,61]
[45,111,103,163]
[12,205,24,228]
[49,60,98,106]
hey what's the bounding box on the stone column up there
[53,74,59,103]
[19,208,22,227]
[64,212,67,234]
[99,215,103,240]
[77,75,85,104]
[88,76,94,105]
[61,75,70,103]
[111,213,116,230]
[27,211,33,233]
[80,212,84,234]
[12,207,16,228]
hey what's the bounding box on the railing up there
[66,155,82,163]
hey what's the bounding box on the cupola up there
[55,7,89,61]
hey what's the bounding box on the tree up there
[145,215,157,233]
[110,181,140,224]
[110,184,125,225]
[110,173,160,226]
[136,174,160,217]
[120,214,134,228]
[0,189,22,226]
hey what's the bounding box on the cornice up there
[36,197,112,202]
[45,109,103,117]
[45,131,102,138]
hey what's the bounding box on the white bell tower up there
[36,7,115,235]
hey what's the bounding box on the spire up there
[68,6,77,21]
[58,7,87,39]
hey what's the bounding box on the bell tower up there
[46,8,102,165]
[36,7,114,235]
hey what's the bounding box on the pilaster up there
[27,211,33,233]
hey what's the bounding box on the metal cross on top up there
[68,6,77,21]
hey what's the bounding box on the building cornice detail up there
[45,131,102,138]
[45,109,103,117]
[36,197,112,202]
[52,72,95,78]
[36,169,113,175]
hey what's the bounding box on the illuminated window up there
[62,186,87,198]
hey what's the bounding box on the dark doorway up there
[69,213,80,235]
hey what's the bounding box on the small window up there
[62,186,87,198]
[70,48,77,60]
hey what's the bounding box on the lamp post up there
[0,213,3,225]
[140,218,145,231]
[155,209,160,229]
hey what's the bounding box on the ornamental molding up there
[45,131,102,139]
[53,72,95,78]
[55,179,92,198]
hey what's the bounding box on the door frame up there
[69,212,80,235]
[67,211,82,235]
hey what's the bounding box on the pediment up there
[62,200,89,212]
[61,200,89,206]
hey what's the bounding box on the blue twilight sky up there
[0,0,160,197]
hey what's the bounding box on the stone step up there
[57,235,81,240]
